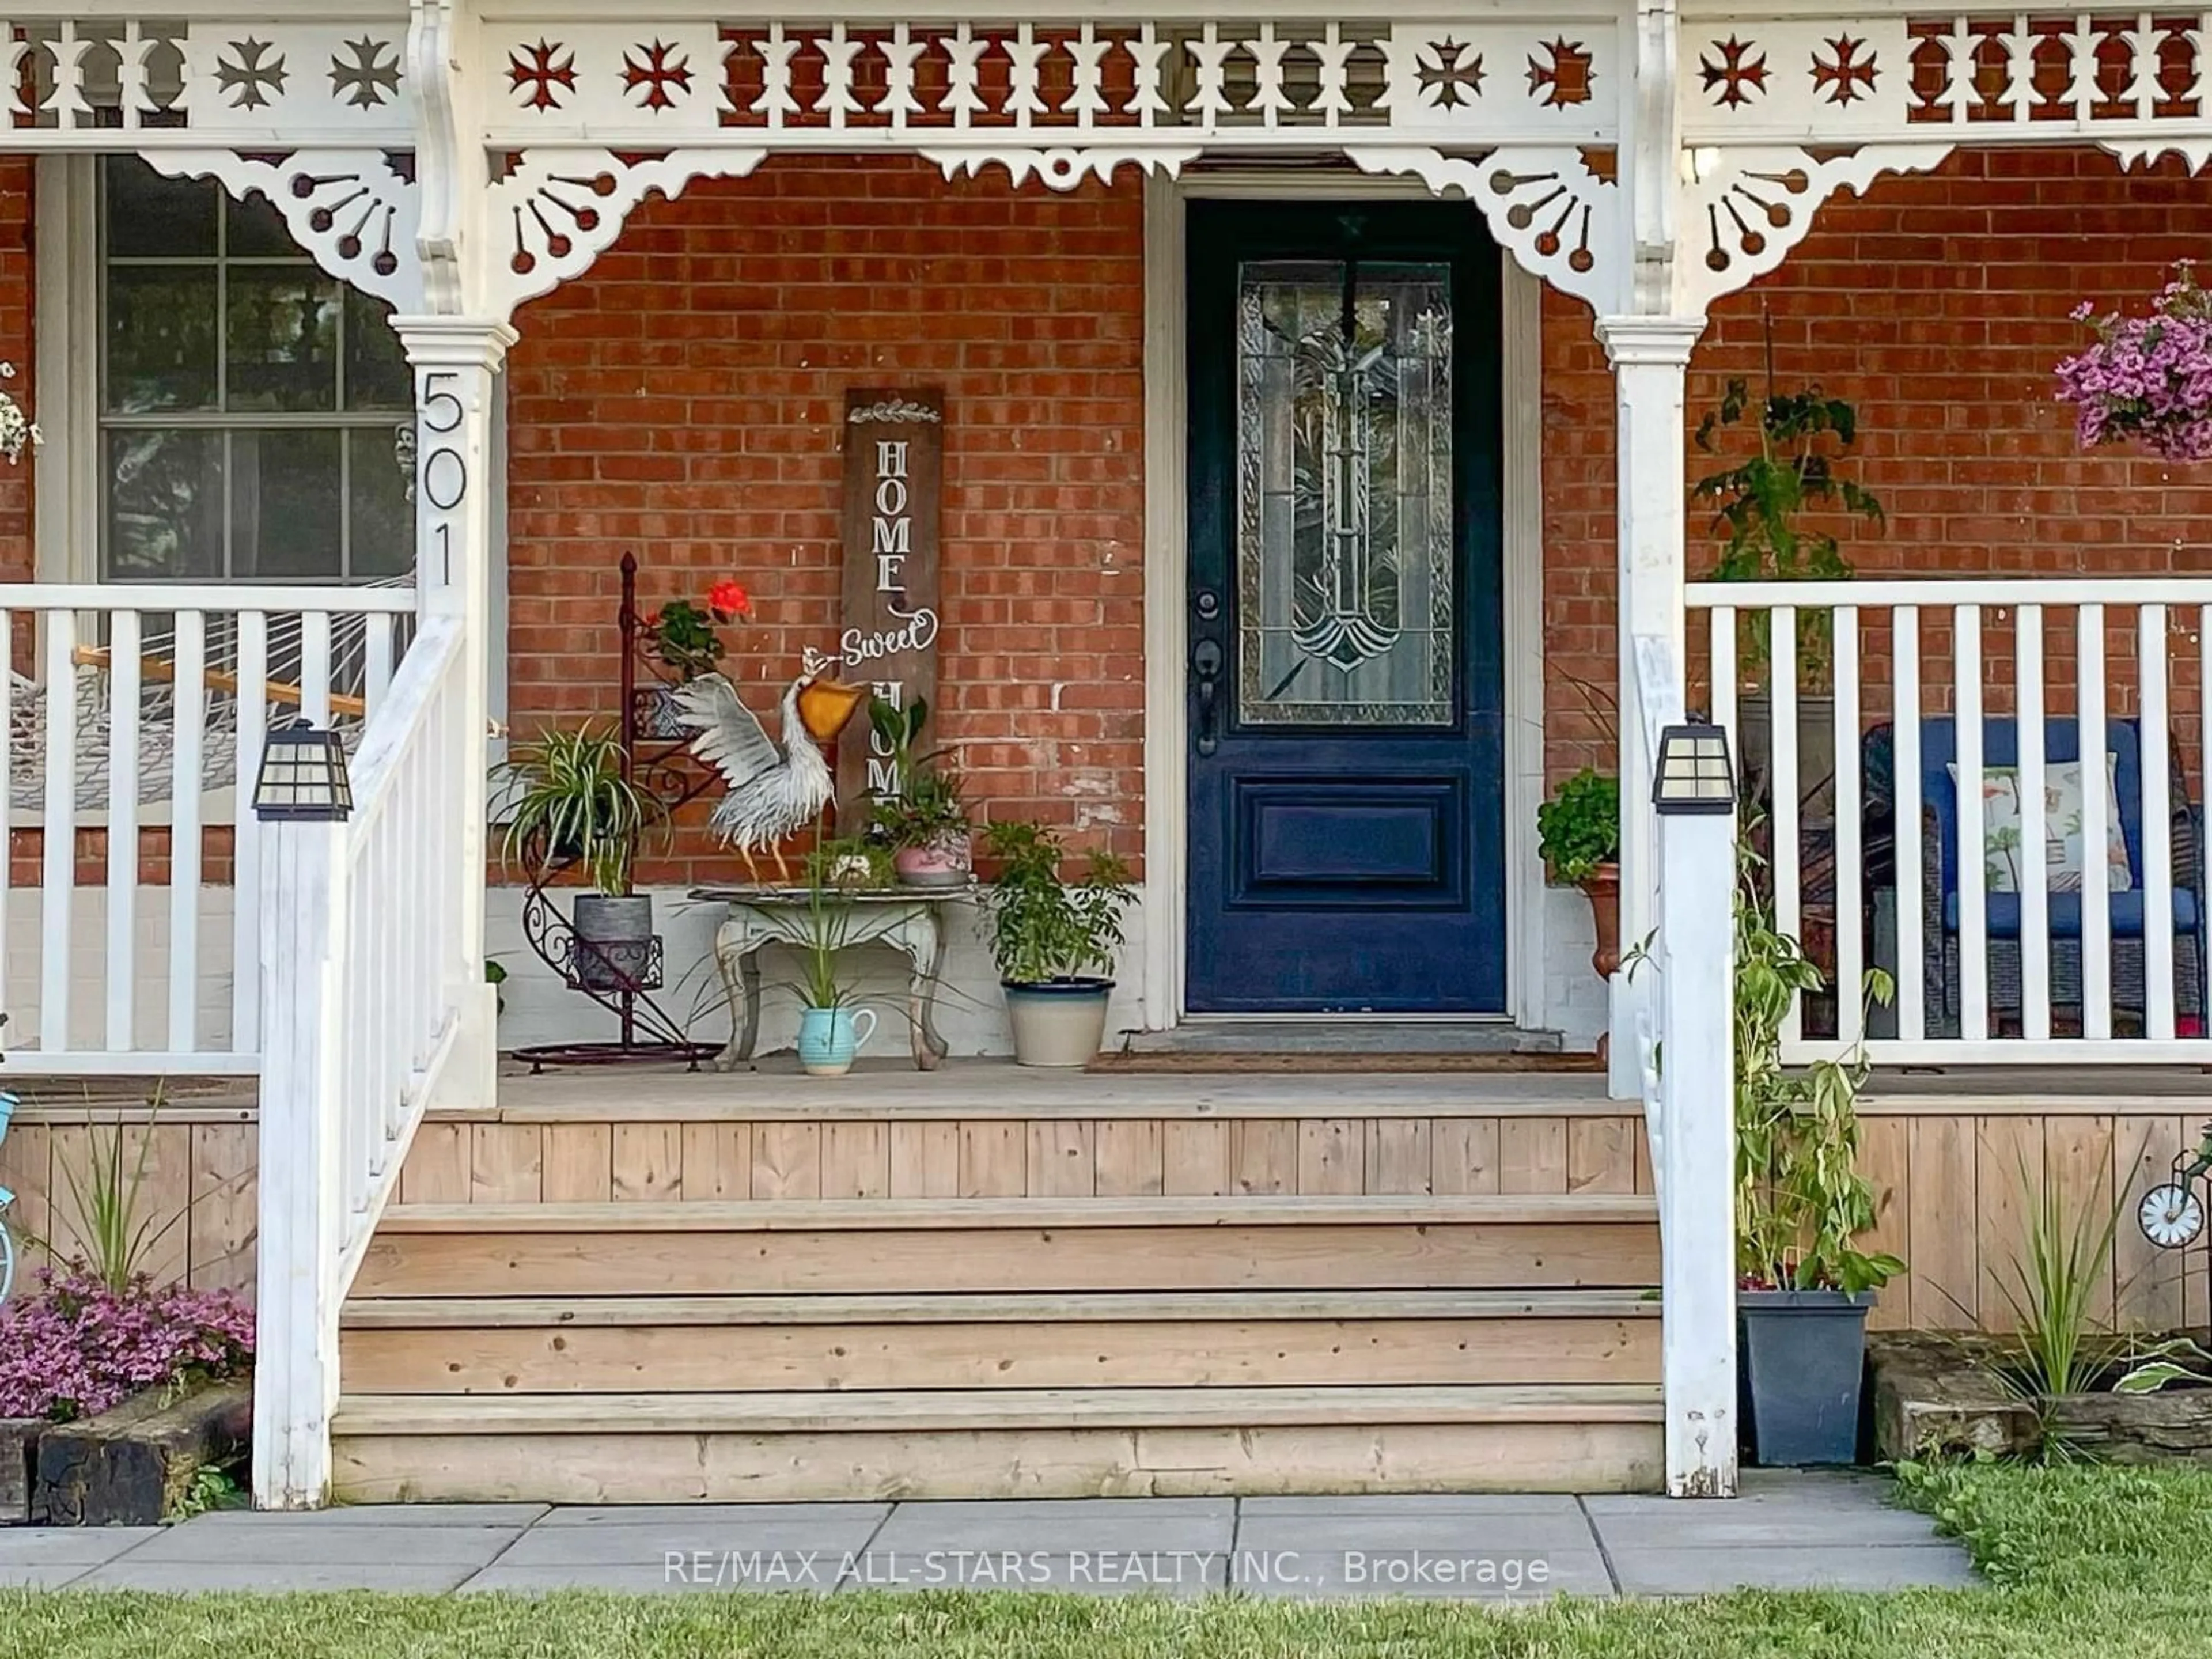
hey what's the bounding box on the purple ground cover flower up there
[2056,263,2212,461]
[0,1267,252,1422]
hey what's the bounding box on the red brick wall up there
[1541,145,2212,786]
[503,157,1147,887]
[0,156,29,585]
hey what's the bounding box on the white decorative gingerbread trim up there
[2103,139,2212,176]
[483,147,769,317]
[145,147,423,312]
[1345,145,1623,315]
[1677,143,1951,315]
[848,399,943,425]
[919,146,1202,193]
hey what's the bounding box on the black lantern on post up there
[253,718,353,822]
[1652,722,1736,815]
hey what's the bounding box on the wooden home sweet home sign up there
[834,388,943,821]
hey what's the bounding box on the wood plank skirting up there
[0,1113,257,1297]
[1859,1110,2212,1334]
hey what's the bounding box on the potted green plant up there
[782,857,878,1078]
[1692,309,1883,820]
[496,724,666,991]
[1733,827,1902,1466]
[866,697,972,887]
[979,819,1134,1067]
[1537,767,1620,984]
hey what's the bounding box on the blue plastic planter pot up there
[797,1006,876,1078]
[1739,1288,1876,1465]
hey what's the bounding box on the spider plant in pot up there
[866,696,972,887]
[1733,824,1902,1466]
[980,819,1134,1067]
[496,724,666,993]
[781,852,878,1078]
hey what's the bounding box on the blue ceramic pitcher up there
[797,1006,876,1078]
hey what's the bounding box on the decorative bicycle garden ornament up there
[2138,1120,2212,1255]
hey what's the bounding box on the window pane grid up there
[97,157,412,585]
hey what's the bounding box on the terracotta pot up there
[1578,865,1622,980]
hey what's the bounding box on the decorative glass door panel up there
[1237,260,1453,727]
[1185,200,1505,1015]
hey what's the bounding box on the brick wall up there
[0,157,28,585]
[1541,145,2212,786]
[503,157,1147,888]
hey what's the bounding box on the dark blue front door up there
[1185,200,1505,1014]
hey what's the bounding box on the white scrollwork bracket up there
[146,149,423,312]
[1677,143,1952,317]
[2103,139,2212,176]
[1345,145,1624,315]
[482,147,768,317]
[918,146,1201,192]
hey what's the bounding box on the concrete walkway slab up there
[10,1473,1979,1599]
[77,1560,496,1593]
[1605,1544,1986,1595]
[869,1497,1235,1555]
[180,1503,551,1529]
[0,1527,161,1566]
[115,1520,528,1569]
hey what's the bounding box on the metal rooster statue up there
[677,665,868,884]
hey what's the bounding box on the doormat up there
[1086,1050,1607,1075]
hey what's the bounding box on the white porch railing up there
[1,584,418,1075]
[1688,577,2212,1067]
[253,611,474,1507]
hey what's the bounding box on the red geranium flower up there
[707,578,751,624]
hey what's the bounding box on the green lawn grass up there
[6,1463,2211,1658]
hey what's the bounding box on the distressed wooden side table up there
[690,885,969,1072]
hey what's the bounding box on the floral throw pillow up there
[1945,757,2134,895]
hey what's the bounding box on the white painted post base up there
[252,816,348,1510]
[1596,315,1706,1100]
[1658,802,1739,1498]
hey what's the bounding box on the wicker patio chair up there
[1863,719,2207,1038]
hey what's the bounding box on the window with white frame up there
[99,156,415,584]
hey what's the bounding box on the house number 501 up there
[419,370,471,581]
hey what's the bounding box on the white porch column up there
[1593,316,1705,1099]
[1657,785,1740,1497]
[252,813,348,1509]
[392,316,517,1113]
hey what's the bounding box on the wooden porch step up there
[331,1384,1665,1501]
[337,1289,1662,1394]
[354,1195,1661,1298]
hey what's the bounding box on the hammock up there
[9,578,414,814]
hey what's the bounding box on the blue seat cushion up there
[1942,888,2199,939]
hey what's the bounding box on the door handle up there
[1193,639,1224,756]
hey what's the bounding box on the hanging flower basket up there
[2056,263,2212,460]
